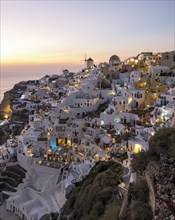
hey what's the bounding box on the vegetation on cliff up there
[132,127,175,173]
[129,127,175,219]
[61,161,124,220]
[127,178,153,220]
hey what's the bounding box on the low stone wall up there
[145,171,156,215]
[119,192,129,219]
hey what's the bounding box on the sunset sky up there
[1,0,175,73]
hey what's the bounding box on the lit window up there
[134,144,142,153]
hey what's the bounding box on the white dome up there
[109,55,121,63]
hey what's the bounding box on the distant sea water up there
[0,64,83,103]
[0,72,55,103]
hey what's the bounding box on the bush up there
[98,187,113,205]
[62,161,123,220]
[102,198,123,220]
[131,151,150,173]
[91,201,104,217]
[99,79,111,89]
[132,128,175,174]
[50,212,58,220]
[131,178,149,203]
[149,127,175,159]
[131,201,153,220]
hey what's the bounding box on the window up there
[137,93,142,98]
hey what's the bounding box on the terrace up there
[0,165,26,194]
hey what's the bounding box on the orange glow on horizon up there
[1,53,129,66]
[1,55,82,66]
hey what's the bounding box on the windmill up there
[80,53,87,66]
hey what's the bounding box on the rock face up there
[146,156,175,220]
[0,91,12,117]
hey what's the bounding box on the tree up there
[131,178,149,203]
[131,151,150,173]
[149,127,175,159]
[131,201,153,220]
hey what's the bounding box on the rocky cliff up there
[146,156,175,220]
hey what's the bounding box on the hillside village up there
[0,50,175,220]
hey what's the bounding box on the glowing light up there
[20,94,25,99]
[128,97,132,104]
[4,115,9,119]
[101,120,104,125]
[67,139,71,146]
[156,118,159,123]
[134,144,142,153]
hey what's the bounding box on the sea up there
[0,64,83,103]
[0,72,47,102]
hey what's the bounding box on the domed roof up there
[109,55,121,62]
[87,57,93,61]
